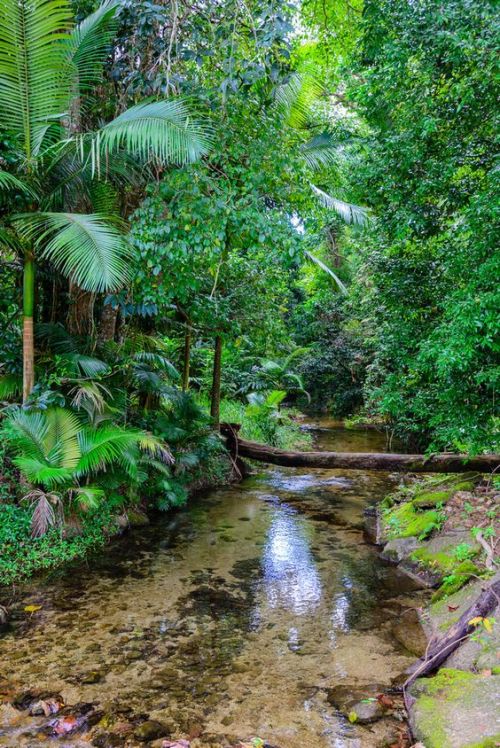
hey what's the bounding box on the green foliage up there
[0,502,113,585]
[348,0,499,452]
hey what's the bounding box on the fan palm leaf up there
[13,212,133,291]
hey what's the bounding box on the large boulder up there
[409,669,500,748]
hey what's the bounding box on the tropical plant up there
[0,0,211,402]
[238,349,310,401]
[3,405,173,535]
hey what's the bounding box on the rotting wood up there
[220,424,500,474]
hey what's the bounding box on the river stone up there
[363,506,383,545]
[348,699,386,724]
[134,720,169,742]
[391,608,428,657]
[409,669,500,747]
[380,537,420,563]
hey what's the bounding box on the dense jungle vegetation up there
[0,0,498,583]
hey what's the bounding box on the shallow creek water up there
[0,420,419,747]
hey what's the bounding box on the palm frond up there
[305,250,348,295]
[0,373,22,400]
[43,407,80,468]
[16,457,73,486]
[90,99,212,172]
[274,71,323,128]
[13,211,133,291]
[71,485,105,511]
[66,0,119,92]
[311,184,370,226]
[69,380,112,415]
[62,353,110,378]
[0,171,38,200]
[4,408,50,463]
[0,0,74,156]
[25,489,62,537]
[133,352,179,380]
[76,425,142,475]
[137,432,174,465]
[300,134,340,170]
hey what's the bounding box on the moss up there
[412,481,473,508]
[423,668,474,697]
[465,737,500,748]
[411,547,456,574]
[384,500,439,539]
[431,560,480,601]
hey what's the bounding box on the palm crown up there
[0,0,211,400]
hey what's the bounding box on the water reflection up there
[261,507,322,614]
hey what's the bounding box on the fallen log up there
[404,576,500,690]
[220,424,500,474]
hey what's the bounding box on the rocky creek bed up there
[0,420,498,748]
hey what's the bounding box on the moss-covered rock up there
[383,501,440,539]
[409,669,499,747]
[431,560,480,601]
[412,481,474,509]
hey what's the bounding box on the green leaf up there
[92,99,212,169]
[0,0,74,157]
[13,211,133,292]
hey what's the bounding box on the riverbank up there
[370,473,499,747]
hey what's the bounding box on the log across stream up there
[221,424,500,474]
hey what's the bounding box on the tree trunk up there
[22,252,35,402]
[210,335,222,427]
[98,302,118,343]
[67,283,95,336]
[182,326,191,391]
[219,428,500,474]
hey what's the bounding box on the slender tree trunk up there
[98,302,119,343]
[182,326,191,391]
[210,335,222,427]
[22,252,35,402]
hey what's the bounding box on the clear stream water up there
[0,420,418,748]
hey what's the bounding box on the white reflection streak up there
[262,512,322,614]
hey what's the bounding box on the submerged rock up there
[348,698,386,724]
[134,720,169,742]
[391,608,428,657]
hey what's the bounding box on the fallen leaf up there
[23,605,42,614]
[347,710,358,723]
[468,616,484,627]
[162,742,190,748]
[447,604,459,611]
[377,693,395,709]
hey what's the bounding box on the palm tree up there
[0,0,211,401]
